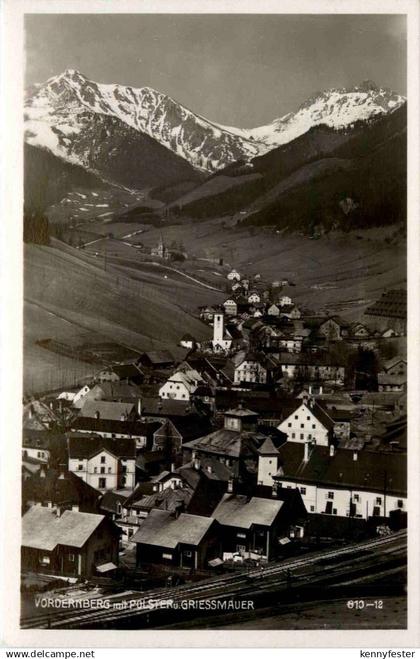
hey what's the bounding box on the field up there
[76,218,406,319]
[24,239,222,394]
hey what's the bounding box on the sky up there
[25,14,406,127]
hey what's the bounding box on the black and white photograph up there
[1,0,419,649]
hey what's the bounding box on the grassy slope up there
[24,240,222,394]
[135,220,406,318]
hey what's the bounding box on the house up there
[231,351,268,385]
[271,442,406,521]
[179,333,197,350]
[364,289,406,334]
[349,322,371,339]
[22,431,51,464]
[78,381,141,406]
[21,507,120,578]
[198,306,220,323]
[231,281,241,292]
[247,291,261,304]
[95,364,144,384]
[277,352,345,385]
[123,472,194,518]
[277,400,334,447]
[151,234,169,260]
[318,317,346,341]
[382,356,407,377]
[227,269,241,281]
[212,494,286,560]
[377,373,406,393]
[137,351,175,370]
[70,418,157,449]
[280,304,301,320]
[99,490,140,544]
[68,436,136,491]
[376,355,407,393]
[279,296,292,307]
[267,304,280,317]
[223,298,238,316]
[211,313,232,353]
[182,407,283,483]
[133,509,219,569]
[22,467,101,514]
[65,384,91,409]
[159,366,204,401]
[79,400,137,422]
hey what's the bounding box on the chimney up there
[303,441,311,463]
[271,482,278,498]
[193,456,201,471]
[28,404,33,420]
[137,398,142,417]
[206,465,213,474]
[95,410,100,420]
[170,463,175,473]
[329,444,335,457]
[353,451,358,461]
[120,413,126,422]
[171,479,177,490]
[58,463,67,479]
[227,478,234,493]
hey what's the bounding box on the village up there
[21,261,407,624]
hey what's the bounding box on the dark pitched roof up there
[132,510,215,548]
[68,436,136,460]
[212,494,284,529]
[140,397,199,418]
[71,418,156,436]
[99,490,128,514]
[22,469,101,509]
[80,400,136,421]
[274,443,406,496]
[258,437,280,455]
[138,350,175,366]
[365,290,407,320]
[97,364,144,380]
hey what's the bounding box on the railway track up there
[21,530,406,629]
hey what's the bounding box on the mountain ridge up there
[25,69,405,178]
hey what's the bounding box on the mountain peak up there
[356,79,380,92]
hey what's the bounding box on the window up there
[122,465,127,473]
[78,464,83,471]
[300,423,304,428]
[101,456,106,464]
[237,533,246,539]
[162,552,172,560]
[68,553,75,562]
[397,499,404,508]
[312,424,316,429]
[288,423,292,428]
[100,467,105,474]
[307,416,310,421]
[99,478,106,489]
[294,415,298,420]
[376,497,382,505]
[108,467,112,473]
[184,550,192,557]
[292,433,296,439]
[310,505,315,512]
[94,467,97,473]
[40,555,50,565]
[353,494,360,502]
[300,487,306,495]
[300,434,304,440]
[327,492,334,500]
[308,434,312,440]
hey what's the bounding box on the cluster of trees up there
[23,207,68,245]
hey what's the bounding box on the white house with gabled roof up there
[278,400,334,447]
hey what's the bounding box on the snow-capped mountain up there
[24,70,405,178]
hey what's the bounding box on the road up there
[21,530,406,630]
